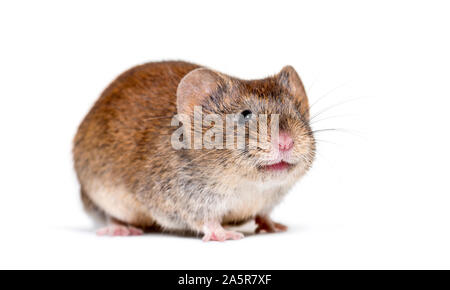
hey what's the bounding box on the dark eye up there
[240,110,253,122]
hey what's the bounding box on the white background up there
[1,0,449,269]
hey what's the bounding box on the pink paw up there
[202,222,244,242]
[96,225,144,236]
[202,230,244,242]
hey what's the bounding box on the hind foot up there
[255,215,288,233]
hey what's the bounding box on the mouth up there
[259,161,293,172]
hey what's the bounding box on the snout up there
[278,131,294,152]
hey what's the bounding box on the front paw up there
[96,225,144,236]
[202,222,244,242]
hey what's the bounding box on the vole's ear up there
[277,65,309,119]
[177,68,223,115]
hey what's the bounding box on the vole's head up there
[176,66,315,181]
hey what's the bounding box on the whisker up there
[309,96,366,122]
[314,139,338,145]
[312,128,366,139]
[313,150,340,176]
[143,115,176,121]
[181,150,218,168]
[308,82,349,112]
[309,114,358,126]
[312,128,339,133]
[306,74,321,93]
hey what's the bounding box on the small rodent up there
[73,61,315,241]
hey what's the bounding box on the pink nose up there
[278,131,294,151]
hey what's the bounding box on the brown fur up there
[73,61,315,235]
